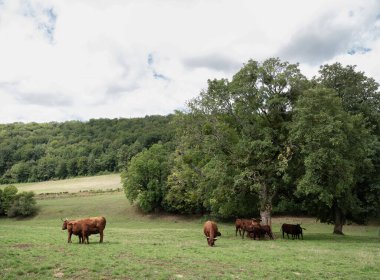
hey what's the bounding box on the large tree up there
[290,88,376,234]
[168,58,307,223]
[315,63,380,222]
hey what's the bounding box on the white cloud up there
[0,0,379,123]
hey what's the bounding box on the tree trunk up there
[333,205,345,235]
[260,208,271,226]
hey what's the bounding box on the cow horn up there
[213,238,218,241]
[206,237,209,239]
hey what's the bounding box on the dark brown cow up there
[281,223,305,239]
[203,220,221,246]
[259,225,274,240]
[62,216,106,244]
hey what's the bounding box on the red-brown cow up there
[203,220,221,246]
[241,218,261,239]
[61,219,84,243]
[62,216,106,244]
[235,218,253,236]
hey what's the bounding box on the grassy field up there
[2,174,122,194]
[0,177,379,279]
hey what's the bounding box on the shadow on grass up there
[283,233,380,244]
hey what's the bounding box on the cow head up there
[61,218,69,230]
[206,236,217,246]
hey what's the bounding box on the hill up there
[0,115,174,184]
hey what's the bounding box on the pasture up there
[0,176,379,279]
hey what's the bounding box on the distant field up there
[1,174,122,194]
[0,176,379,279]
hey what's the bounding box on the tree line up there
[122,58,380,234]
[0,115,174,184]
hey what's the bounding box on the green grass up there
[0,177,379,279]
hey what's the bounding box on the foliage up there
[122,143,172,212]
[0,185,37,217]
[7,191,38,217]
[0,115,174,183]
[165,58,308,221]
[0,185,18,215]
[290,87,377,232]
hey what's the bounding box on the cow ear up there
[206,236,209,239]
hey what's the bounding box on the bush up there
[7,191,38,217]
[0,185,18,215]
[0,185,37,217]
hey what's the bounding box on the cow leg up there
[99,230,104,243]
[68,232,72,243]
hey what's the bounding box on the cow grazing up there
[259,225,274,240]
[235,218,254,236]
[62,216,106,244]
[281,223,305,239]
[203,220,221,246]
[241,218,261,239]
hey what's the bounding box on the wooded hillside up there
[0,115,174,183]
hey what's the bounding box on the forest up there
[0,115,174,183]
[1,58,379,234]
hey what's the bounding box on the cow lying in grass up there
[62,216,107,244]
[203,220,221,246]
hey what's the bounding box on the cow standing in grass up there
[281,223,305,239]
[61,219,84,243]
[241,218,261,239]
[62,216,106,244]
[203,221,221,246]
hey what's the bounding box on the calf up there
[203,220,221,246]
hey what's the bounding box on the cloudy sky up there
[0,0,379,123]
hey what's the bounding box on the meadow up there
[0,176,379,279]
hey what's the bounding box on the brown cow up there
[235,218,253,236]
[203,220,221,246]
[62,219,84,243]
[62,216,106,244]
[241,218,261,239]
[259,225,274,240]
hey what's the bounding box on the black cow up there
[281,223,305,239]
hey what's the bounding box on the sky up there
[0,0,379,123]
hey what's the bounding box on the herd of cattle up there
[203,218,306,246]
[61,216,305,246]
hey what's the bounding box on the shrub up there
[7,191,38,217]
